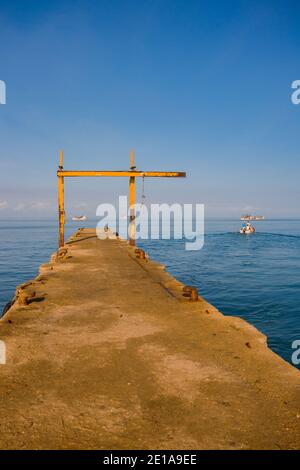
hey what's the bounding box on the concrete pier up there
[0,229,299,449]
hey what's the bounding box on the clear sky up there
[0,0,299,218]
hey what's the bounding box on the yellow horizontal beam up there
[57,170,186,178]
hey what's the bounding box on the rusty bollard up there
[56,247,68,262]
[183,285,198,301]
[135,248,146,260]
[16,285,36,306]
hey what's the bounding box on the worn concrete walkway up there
[0,229,299,449]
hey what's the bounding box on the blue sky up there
[0,0,299,218]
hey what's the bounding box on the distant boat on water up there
[241,215,265,221]
[72,215,87,221]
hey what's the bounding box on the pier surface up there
[0,229,299,450]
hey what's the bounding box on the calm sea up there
[0,218,299,368]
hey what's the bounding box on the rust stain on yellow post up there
[58,150,65,248]
[129,150,136,246]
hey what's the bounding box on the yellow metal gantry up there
[57,150,186,248]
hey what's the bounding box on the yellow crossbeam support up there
[57,170,186,178]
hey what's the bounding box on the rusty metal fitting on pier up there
[182,285,198,301]
[190,288,198,301]
[183,285,193,293]
[56,247,68,262]
[16,286,36,306]
[135,248,146,260]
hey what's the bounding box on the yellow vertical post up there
[59,149,64,170]
[58,150,65,248]
[129,149,136,246]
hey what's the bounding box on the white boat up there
[240,224,255,234]
[241,215,264,221]
[72,215,87,221]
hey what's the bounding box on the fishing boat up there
[72,215,87,221]
[241,215,265,221]
[240,226,255,234]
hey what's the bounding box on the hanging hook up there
[141,174,146,204]
[139,173,146,213]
